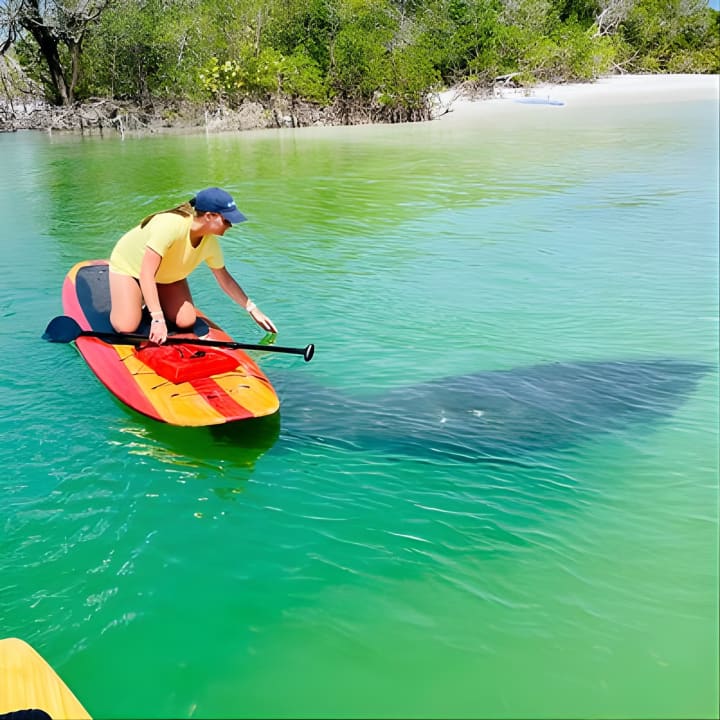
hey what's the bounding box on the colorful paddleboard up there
[0,637,91,719]
[60,260,280,426]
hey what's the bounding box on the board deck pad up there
[60,260,279,426]
[75,264,209,337]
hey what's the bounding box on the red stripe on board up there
[61,261,160,421]
[189,377,255,421]
[75,337,162,421]
[62,273,89,328]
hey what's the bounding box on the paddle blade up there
[42,315,83,343]
[258,332,278,346]
[304,344,315,362]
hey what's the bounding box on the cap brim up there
[222,208,247,224]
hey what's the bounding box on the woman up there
[109,187,277,344]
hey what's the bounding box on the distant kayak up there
[55,260,280,426]
[514,97,565,106]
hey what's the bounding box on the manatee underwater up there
[271,358,710,461]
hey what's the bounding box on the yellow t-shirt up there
[109,212,225,284]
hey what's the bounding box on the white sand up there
[432,73,719,121]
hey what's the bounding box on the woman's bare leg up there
[109,272,143,333]
[158,279,197,329]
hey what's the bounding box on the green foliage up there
[500,0,559,36]
[199,45,331,106]
[374,42,440,119]
[331,22,389,100]
[11,37,45,90]
[521,22,617,81]
[279,51,331,103]
[414,0,505,83]
[620,0,719,70]
[199,47,283,104]
[264,0,337,72]
[80,0,206,101]
[665,46,720,73]
[0,47,43,100]
[553,0,598,26]
[5,0,719,117]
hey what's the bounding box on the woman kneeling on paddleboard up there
[109,187,277,344]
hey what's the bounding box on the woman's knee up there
[174,302,197,330]
[158,280,195,328]
[109,272,142,333]
[110,310,141,334]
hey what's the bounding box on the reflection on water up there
[110,411,282,495]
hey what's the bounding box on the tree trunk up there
[20,1,71,105]
[69,42,81,103]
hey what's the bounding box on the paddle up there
[43,315,315,362]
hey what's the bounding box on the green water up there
[1,92,718,718]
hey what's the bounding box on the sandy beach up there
[433,73,720,122]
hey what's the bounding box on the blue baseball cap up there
[190,187,247,224]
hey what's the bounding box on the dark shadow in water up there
[107,357,709,509]
[56,357,715,681]
[235,357,713,581]
[274,358,711,462]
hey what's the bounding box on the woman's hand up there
[209,267,279,334]
[247,304,278,334]
[150,316,168,344]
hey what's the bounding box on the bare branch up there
[593,0,636,38]
[0,0,26,55]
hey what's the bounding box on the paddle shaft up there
[79,329,314,361]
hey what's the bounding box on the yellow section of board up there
[119,345,279,426]
[0,638,91,719]
[119,345,234,425]
[213,370,280,416]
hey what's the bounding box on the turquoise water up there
[1,91,718,718]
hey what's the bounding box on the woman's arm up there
[211,266,278,334]
[139,248,167,343]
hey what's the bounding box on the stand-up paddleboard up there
[0,637,91,718]
[58,260,280,426]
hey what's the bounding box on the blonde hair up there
[139,201,196,229]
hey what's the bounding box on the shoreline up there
[432,73,719,123]
[1,73,718,137]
